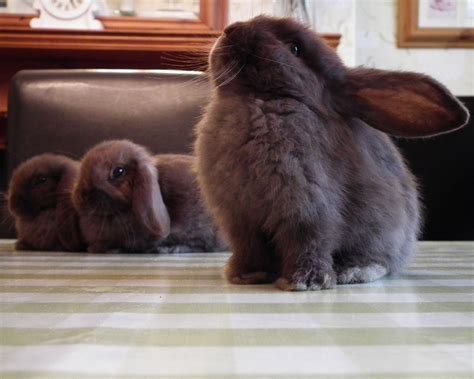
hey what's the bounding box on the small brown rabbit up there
[8,154,85,251]
[195,16,470,291]
[154,153,227,253]
[73,140,224,254]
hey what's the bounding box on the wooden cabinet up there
[0,2,341,150]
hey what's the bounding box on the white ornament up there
[30,0,104,30]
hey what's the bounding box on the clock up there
[30,0,104,30]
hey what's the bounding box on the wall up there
[229,0,473,96]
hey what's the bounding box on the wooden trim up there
[398,0,474,48]
[0,0,227,53]
[0,32,218,52]
[98,18,217,32]
[200,0,228,31]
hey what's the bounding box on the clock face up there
[40,0,92,20]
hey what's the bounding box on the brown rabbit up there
[8,154,85,251]
[73,140,224,254]
[154,153,226,253]
[195,16,469,291]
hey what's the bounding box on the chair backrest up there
[7,69,210,179]
[1,69,210,238]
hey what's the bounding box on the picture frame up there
[398,0,474,48]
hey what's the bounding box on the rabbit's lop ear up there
[342,68,470,137]
[133,162,170,238]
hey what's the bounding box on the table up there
[0,240,473,378]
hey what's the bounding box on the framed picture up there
[398,0,474,47]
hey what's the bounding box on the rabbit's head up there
[8,154,79,220]
[74,140,170,239]
[211,16,469,137]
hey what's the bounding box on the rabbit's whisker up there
[213,59,239,85]
[215,63,246,89]
[249,53,299,70]
[144,68,210,96]
[210,43,234,53]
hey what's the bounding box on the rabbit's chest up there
[221,100,332,209]
[237,100,324,178]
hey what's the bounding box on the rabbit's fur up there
[154,154,226,253]
[195,16,469,290]
[73,140,225,254]
[8,154,85,251]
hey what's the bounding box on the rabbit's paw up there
[337,264,387,284]
[14,240,31,251]
[229,271,277,285]
[225,263,276,285]
[276,267,336,291]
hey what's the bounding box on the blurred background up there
[0,0,473,239]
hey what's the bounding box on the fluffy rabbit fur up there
[8,154,85,251]
[154,153,226,253]
[195,16,470,291]
[73,140,225,254]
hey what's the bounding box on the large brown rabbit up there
[8,154,85,251]
[73,140,225,254]
[195,16,469,291]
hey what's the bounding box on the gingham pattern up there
[0,240,473,378]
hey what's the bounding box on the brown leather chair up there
[1,69,211,237]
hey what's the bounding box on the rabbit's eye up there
[290,44,301,57]
[32,176,48,186]
[111,166,127,180]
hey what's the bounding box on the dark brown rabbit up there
[154,153,226,253]
[195,16,470,291]
[73,140,224,254]
[8,154,85,251]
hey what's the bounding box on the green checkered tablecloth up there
[0,240,473,378]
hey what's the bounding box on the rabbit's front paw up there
[228,271,277,285]
[275,267,336,291]
[15,240,31,251]
[225,262,277,285]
